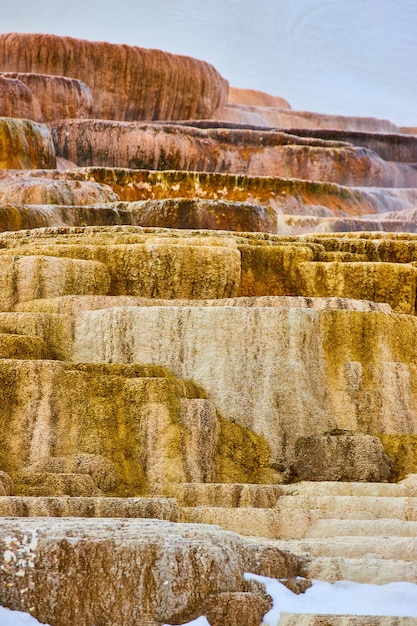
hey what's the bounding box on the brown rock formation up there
[0,33,228,121]
[51,120,417,187]
[89,198,278,232]
[6,166,417,221]
[56,167,390,215]
[286,128,417,163]
[228,86,291,109]
[0,197,276,234]
[66,166,417,216]
[0,75,42,121]
[0,170,118,205]
[0,255,111,309]
[288,434,393,482]
[0,118,56,169]
[0,518,301,626]
[0,30,417,623]
[0,472,13,496]
[295,261,417,314]
[204,589,273,626]
[2,72,93,121]
[0,228,241,301]
[211,103,400,133]
[0,496,180,519]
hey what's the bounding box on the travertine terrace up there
[0,32,417,625]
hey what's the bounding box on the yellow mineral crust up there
[0,359,270,496]
[0,227,416,485]
[1,227,417,312]
[1,29,417,626]
[0,117,56,169]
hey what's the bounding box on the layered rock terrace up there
[0,31,416,626]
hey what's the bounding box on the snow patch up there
[0,606,49,625]
[165,575,417,625]
[245,574,417,624]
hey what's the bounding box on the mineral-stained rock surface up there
[1,72,93,121]
[228,85,292,109]
[51,119,417,187]
[71,297,417,468]
[5,166,417,222]
[0,30,417,626]
[285,128,417,163]
[0,170,118,205]
[0,359,271,496]
[288,434,393,482]
[0,518,302,626]
[204,588,273,626]
[0,472,13,496]
[210,103,401,133]
[0,75,42,121]
[0,32,228,121]
[0,118,56,169]
[96,197,278,233]
[0,226,416,476]
[0,197,277,234]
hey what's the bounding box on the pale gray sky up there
[1,0,416,126]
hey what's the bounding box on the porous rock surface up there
[288,434,393,482]
[0,517,300,626]
[0,30,417,626]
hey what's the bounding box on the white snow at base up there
[5,576,417,626]
[165,575,417,626]
[246,574,417,624]
[0,606,49,625]
[163,618,210,626]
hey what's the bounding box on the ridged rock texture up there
[0,32,228,121]
[0,170,118,206]
[51,119,417,187]
[0,30,417,626]
[1,72,93,121]
[211,103,401,132]
[0,75,42,121]
[0,226,415,478]
[0,518,298,626]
